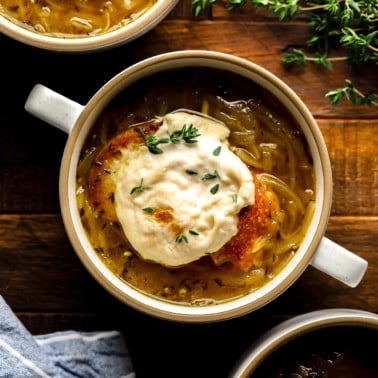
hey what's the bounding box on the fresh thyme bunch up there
[192,0,378,106]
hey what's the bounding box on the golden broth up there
[0,0,156,37]
[76,67,316,305]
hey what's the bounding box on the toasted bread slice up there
[88,119,162,221]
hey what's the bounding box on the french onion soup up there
[76,67,316,305]
[252,326,378,378]
[0,0,156,37]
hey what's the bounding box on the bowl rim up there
[229,308,378,377]
[59,50,333,322]
[0,0,178,52]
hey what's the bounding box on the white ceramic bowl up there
[24,50,368,322]
[0,0,178,52]
[229,308,378,377]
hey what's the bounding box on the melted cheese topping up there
[115,111,255,267]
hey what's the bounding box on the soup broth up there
[251,326,378,377]
[0,0,156,37]
[76,67,316,305]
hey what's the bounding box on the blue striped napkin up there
[0,296,135,378]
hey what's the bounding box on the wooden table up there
[1,1,377,376]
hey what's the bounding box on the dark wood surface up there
[1,1,377,376]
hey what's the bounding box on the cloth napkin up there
[0,296,135,378]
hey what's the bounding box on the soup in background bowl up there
[229,308,378,377]
[0,0,178,51]
[24,50,368,322]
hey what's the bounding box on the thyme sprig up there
[170,124,201,144]
[192,0,378,106]
[136,128,169,154]
[326,79,378,105]
[137,124,201,154]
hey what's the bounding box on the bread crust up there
[88,119,162,220]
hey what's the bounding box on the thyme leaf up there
[176,234,189,243]
[185,169,198,175]
[213,146,222,156]
[210,184,220,194]
[130,178,144,194]
[169,129,183,144]
[202,170,220,180]
[143,207,154,213]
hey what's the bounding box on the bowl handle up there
[24,84,84,134]
[310,237,368,288]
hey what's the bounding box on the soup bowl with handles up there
[24,50,368,323]
[0,0,178,52]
